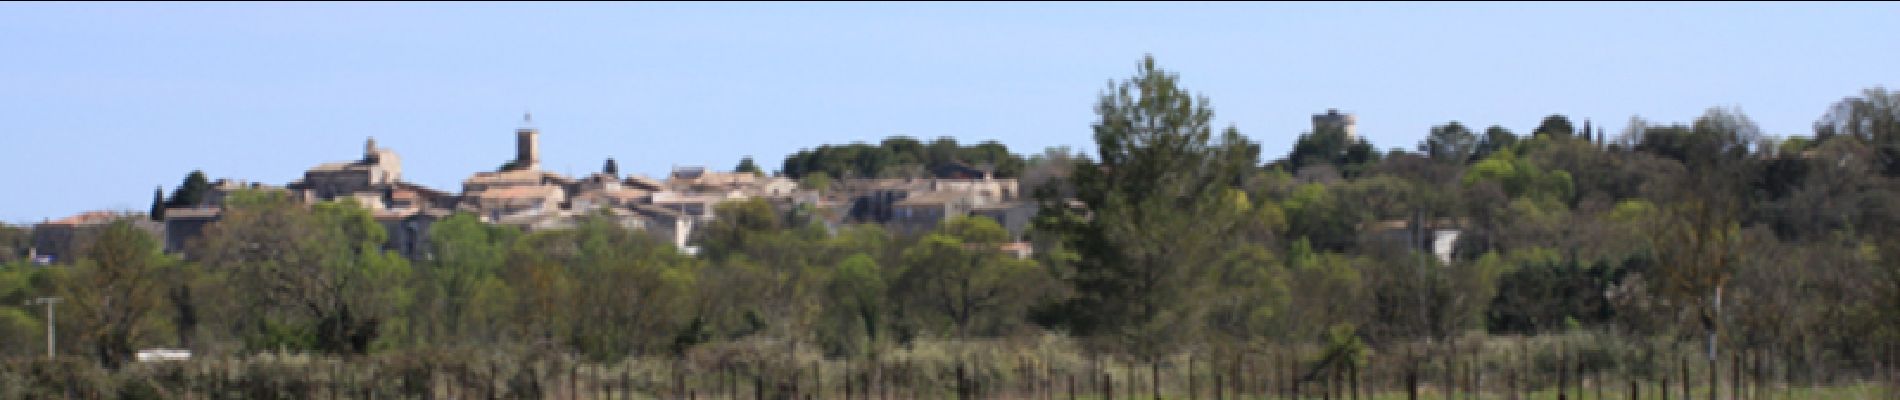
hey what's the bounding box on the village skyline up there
[9,4,1900,397]
[6,2,1900,223]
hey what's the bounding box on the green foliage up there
[797,171,833,192]
[1815,87,1900,175]
[1282,183,1361,252]
[696,198,787,260]
[1473,125,1519,161]
[415,213,517,347]
[1040,55,1263,359]
[165,170,213,208]
[1463,148,1574,205]
[820,253,885,354]
[1610,199,1657,222]
[1419,121,1479,163]
[1631,108,1762,170]
[1286,122,1379,177]
[892,217,1047,338]
[195,190,413,355]
[781,136,1026,179]
[60,220,175,368]
[148,187,166,221]
[24,63,1900,398]
[734,156,762,176]
[0,224,28,264]
[495,214,698,360]
[1533,114,1576,137]
[1777,136,1814,155]
[1486,254,1625,334]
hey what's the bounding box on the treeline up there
[0,192,1056,365]
[1,56,1898,396]
[779,137,1026,180]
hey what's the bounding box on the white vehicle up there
[135,349,192,362]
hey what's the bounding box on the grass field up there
[914,382,1898,400]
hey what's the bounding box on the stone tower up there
[1313,109,1358,140]
[515,113,540,171]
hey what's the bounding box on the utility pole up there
[26,297,61,359]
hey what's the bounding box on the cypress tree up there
[149,186,166,221]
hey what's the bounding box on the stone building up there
[160,207,220,255]
[141,114,1048,260]
[160,179,285,255]
[1362,218,1465,265]
[288,137,403,201]
[460,118,579,224]
[286,137,456,259]
[31,210,162,264]
[665,166,799,198]
[455,118,712,250]
[830,175,1028,238]
[570,172,652,211]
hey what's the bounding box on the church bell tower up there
[515,113,540,171]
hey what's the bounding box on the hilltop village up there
[21,110,1468,267]
[33,117,1039,263]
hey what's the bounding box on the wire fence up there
[2,334,1896,399]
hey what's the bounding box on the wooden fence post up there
[332,360,342,400]
[1592,362,1601,400]
[1049,361,1058,400]
[1468,359,1477,400]
[1151,360,1161,400]
[955,360,968,400]
[1406,352,1419,400]
[1068,372,1076,400]
[1661,375,1670,400]
[1188,354,1197,400]
[1445,347,1455,400]
[1214,372,1223,400]
[1708,351,1718,400]
[490,362,501,400]
[1558,346,1569,400]
[1681,357,1691,400]
[1753,349,1764,400]
[792,362,803,400]
[1292,350,1302,400]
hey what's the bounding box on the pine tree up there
[167,170,213,208]
[1038,55,1260,360]
[1533,114,1577,137]
[734,156,762,176]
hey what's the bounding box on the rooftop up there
[42,210,125,226]
[466,185,563,200]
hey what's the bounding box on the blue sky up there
[3,2,1897,223]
